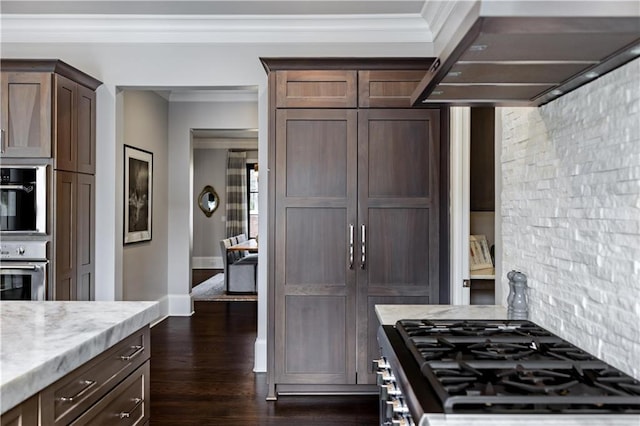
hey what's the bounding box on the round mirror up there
[198,185,219,217]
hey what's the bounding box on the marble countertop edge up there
[374,304,509,325]
[0,301,159,415]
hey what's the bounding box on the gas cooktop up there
[392,319,640,415]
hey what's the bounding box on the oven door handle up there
[0,184,31,192]
[0,263,46,271]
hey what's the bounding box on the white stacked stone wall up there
[500,58,640,379]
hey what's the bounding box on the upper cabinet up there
[275,70,357,108]
[0,59,102,162]
[54,74,98,173]
[1,71,52,157]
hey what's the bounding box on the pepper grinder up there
[509,271,529,320]
[506,270,517,317]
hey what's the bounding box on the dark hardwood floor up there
[192,268,223,286]
[150,301,379,425]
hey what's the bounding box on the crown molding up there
[421,0,459,42]
[1,13,433,44]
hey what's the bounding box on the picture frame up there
[124,145,153,244]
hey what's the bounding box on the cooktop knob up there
[17,246,25,255]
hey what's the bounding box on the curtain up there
[225,151,248,237]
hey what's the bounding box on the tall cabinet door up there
[356,109,441,383]
[274,109,358,385]
[76,173,95,301]
[54,171,76,301]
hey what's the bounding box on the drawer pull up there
[58,380,96,402]
[119,397,143,419]
[120,345,144,361]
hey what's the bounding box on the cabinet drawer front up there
[70,361,149,426]
[41,327,150,425]
[276,70,357,108]
[358,70,425,108]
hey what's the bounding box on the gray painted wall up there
[193,149,227,264]
[122,90,169,302]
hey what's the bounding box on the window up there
[247,163,259,238]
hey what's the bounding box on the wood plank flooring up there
[150,301,379,425]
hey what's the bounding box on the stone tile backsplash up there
[500,58,640,379]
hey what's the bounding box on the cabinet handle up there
[360,224,366,269]
[58,380,96,402]
[120,345,144,361]
[348,224,354,269]
[119,397,143,419]
[0,129,5,154]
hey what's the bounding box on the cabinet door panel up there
[55,171,76,300]
[77,174,95,301]
[54,75,76,172]
[358,70,424,108]
[276,70,357,108]
[280,295,350,382]
[367,208,431,286]
[76,85,96,174]
[1,72,51,157]
[365,115,433,198]
[285,208,346,286]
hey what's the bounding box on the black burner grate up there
[395,319,640,414]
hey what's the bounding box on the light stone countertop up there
[0,301,159,414]
[375,304,508,325]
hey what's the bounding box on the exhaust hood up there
[412,2,640,106]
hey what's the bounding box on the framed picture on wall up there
[124,145,153,244]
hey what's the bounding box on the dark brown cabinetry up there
[263,58,446,397]
[470,107,495,212]
[0,71,52,157]
[52,71,98,301]
[1,59,100,301]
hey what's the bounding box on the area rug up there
[192,273,257,302]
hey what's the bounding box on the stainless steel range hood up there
[412,1,640,106]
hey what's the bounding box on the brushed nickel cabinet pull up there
[0,129,5,154]
[360,224,366,269]
[58,380,96,402]
[348,224,354,269]
[119,397,143,419]
[120,345,144,361]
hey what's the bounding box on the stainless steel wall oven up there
[0,165,47,234]
[0,241,48,301]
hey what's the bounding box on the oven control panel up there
[0,241,47,260]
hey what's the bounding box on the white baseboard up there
[168,293,194,316]
[253,337,267,372]
[192,256,223,269]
